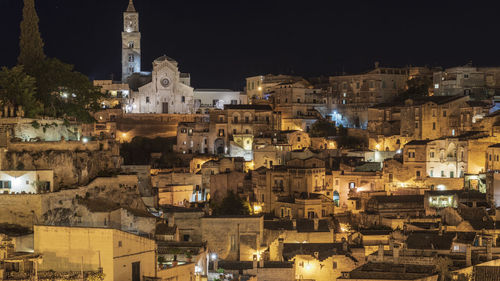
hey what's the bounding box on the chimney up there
[167,216,175,227]
[342,238,348,252]
[313,218,319,231]
[292,220,297,230]
[259,258,264,268]
[278,238,284,262]
[487,238,493,261]
[378,244,384,262]
[393,244,400,264]
[466,244,472,267]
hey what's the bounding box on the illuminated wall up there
[0,170,53,194]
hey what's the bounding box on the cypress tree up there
[18,0,45,70]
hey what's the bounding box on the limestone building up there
[122,0,141,82]
[433,64,500,98]
[328,65,410,129]
[272,82,324,132]
[127,56,195,114]
[245,74,308,100]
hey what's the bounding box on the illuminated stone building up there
[121,0,141,82]
[328,64,413,129]
[486,143,500,171]
[273,193,335,219]
[252,157,326,213]
[329,170,385,212]
[128,55,195,114]
[272,82,324,131]
[193,89,245,113]
[245,74,308,100]
[433,64,500,98]
[400,95,476,139]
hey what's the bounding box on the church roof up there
[127,0,136,12]
[155,55,178,64]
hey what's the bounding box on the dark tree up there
[29,58,105,122]
[213,191,250,216]
[310,120,337,137]
[397,76,432,101]
[0,66,42,117]
[18,0,45,71]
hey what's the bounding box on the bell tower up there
[122,0,141,82]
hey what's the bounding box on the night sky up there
[1,0,499,90]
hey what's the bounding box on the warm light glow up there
[253,204,262,214]
[437,184,446,190]
[82,137,89,144]
[122,133,127,138]
[210,253,217,260]
[339,223,351,233]
[253,252,261,260]
[258,86,262,91]
[304,262,312,271]
[375,144,381,150]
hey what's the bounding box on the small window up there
[443,111,447,117]
[128,54,134,62]
[432,122,436,130]
[118,241,122,247]
[146,97,150,103]
[181,96,185,103]
[416,171,421,177]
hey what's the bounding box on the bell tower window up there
[128,54,134,62]
[128,41,134,48]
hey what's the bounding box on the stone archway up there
[214,138,225,154]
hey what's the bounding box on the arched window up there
[333,191,340,207]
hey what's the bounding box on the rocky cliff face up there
[1,148,120,190]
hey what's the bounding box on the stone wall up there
[0,140,121,190]
[117,113,208,139]
[0,175,144,228]
[201,216,264,261]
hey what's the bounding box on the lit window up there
[434,84,439,89]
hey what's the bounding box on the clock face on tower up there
[160,78,171,88]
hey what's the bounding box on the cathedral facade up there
[129,56,195,114]
[122,0,195,114]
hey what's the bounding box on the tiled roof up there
[406,231,454,250]
[224,104,272,111]
[347,262,437,280]
[283,243,348,261]
[371,195,424,204]
[405,140,433,146]
[475,266,500,281]
[156,224,177,235]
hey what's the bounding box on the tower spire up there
[127,0,136,12]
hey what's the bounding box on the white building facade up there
[127,56,195,114]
